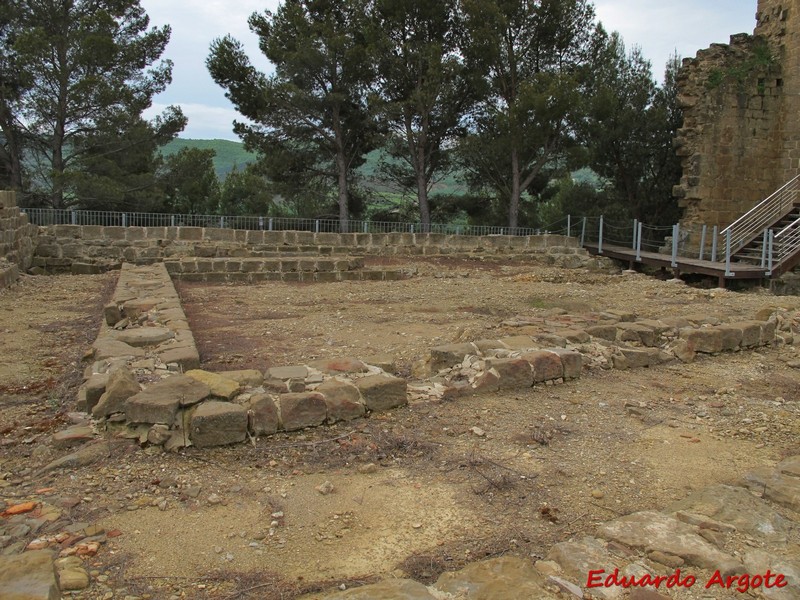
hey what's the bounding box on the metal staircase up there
[722,175,800,275]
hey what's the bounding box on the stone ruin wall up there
[676,0,800,234]
[0,190,38,289]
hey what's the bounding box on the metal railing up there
[721,174,800,253]
[20,207,577,238]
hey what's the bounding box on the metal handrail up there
[721,174,800,252]
[772,216,800,264]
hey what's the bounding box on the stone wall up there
[31,224,596,274]
[0,190,38,288]
[676,0,800,233]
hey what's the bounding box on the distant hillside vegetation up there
[161,139,256,179]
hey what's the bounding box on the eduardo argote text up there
[587,568,789,593]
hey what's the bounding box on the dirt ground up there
[1,258,800,599]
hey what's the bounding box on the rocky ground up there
[1,258,800,599]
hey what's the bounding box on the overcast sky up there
[140,0,758,140]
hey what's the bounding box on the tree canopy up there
[0,0,185,208]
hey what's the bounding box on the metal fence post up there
[71,210,77,225]
[122,213,128,228]
[711,225,718,262]
[760,228,769,268]
[580,217,586,246]
[632,219,638,249]
[725,229,733,276]
[171,215,176,227]
[598,216,604,254]
[363,221,368,233]
[258,217,264,230]
[768,229,775,275]
[567,215,571,237]
[699,225,707,260]
[268,217,273,232]
[636,222,643,262]
[411,224,415,234]
[671,224,679,268]
[219,216,224,229]
[315,219,320,233]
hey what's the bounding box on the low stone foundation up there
[31,224,604,273]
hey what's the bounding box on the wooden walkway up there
[583,243,769,287]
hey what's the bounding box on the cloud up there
[145,102,243,141]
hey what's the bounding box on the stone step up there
[171,268,408,283]
[164,256,365,275]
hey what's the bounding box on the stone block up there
[679,327,723,354]
[616,322,658,347]
[730,321,764,348]
[185,369,240,400]
[83,373,110,412]
[521,350,564,382]
[307,358,369,374]
[279,392,327,431]
[586,325,618,341]
[561,329,590,344]
[190,401,248,448]
[318,379,365,422]
[52,425,95,449]
[248,394,280,436]
[113,326,174,347]
[616,348,659,369]
[715,325,743,351]
[125,375,211,424]
[92,368,141,418]
[547,348,582,379]
[355,374,407,412]
[158,346,200,370]
[429,343,478,372]
[267,365,308,380]
[484,358,534,389]
[499,335,537,350]
[220,369,264,387]
[760,320,777,344]
[0,549,59,600]
[92,339,146,361]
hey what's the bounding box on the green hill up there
[161,139,257,179]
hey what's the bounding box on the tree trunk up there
[332,105,349,233]
[0,106,24,191]
[508,146,521,232]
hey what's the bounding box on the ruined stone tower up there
[675,0,800,231]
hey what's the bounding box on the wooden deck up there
[583,243,768,287]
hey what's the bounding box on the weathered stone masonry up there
[0,190,38,289]
[30,224,598,276]
[676,0,800,233]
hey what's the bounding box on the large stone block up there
[355,374,407,412]
[92,368,141,417]
[190,401,248,447]
[158,346,200,370]
[317,379,365,422]
[248,394,280,436]
[113,326,174,347]
[125,375,211,425]
[547,348,583,379]
[615,322,658,347]
[715,325,743,351]
[279,392,327,431]
[498,335,537,350]
[0,549,59,600]
[521,350,564,382]
[484,358,534,389]
[729,321,764,348]
[679,327,723,353]
[307,358,369,375]
[185,369,240,400]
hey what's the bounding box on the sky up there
[140,0,758,141]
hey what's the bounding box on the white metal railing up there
[20,207,574,238]
[772,216,800,269]
[721,174,800,253]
